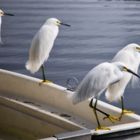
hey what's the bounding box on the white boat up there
[0,69,140,140]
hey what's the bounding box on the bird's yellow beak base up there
[123,67,128,72]
[136,47,140,52]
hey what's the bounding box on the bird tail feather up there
[71,91,86,104]
[25,60,41,74]
[71,92,79,104]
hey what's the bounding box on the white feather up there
[105,72,130,102]
[112,43,140,86]
[105,43,140,102]
[72,62,123,104]
[26,18,59,73]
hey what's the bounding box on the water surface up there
[1,0,140,113]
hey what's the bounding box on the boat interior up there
[0,69,140,140]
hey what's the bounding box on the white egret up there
[72,62,140,130]
[0,9,14,44]
[26,18,70,82]
[105,43,140,119]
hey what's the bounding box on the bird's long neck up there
[50,25,59,38]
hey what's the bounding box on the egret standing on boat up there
[72,62,140,130]
[105,43,140,119]
[0,9,14,44]
[26,18,70,82]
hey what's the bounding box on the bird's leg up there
[90,99,119,123]
[41,64,46,82]
[39,65,52,85]
[99,108,119,123]
[119,96,134,120]
[89,98,110,131]
[121,96,134,114]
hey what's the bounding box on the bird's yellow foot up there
[103,115,119,123]
[39,80,53,85]
[119,109,135,120]
[95,126,110,131]
[122,109,134,114]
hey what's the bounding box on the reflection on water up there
[1,0,140,113]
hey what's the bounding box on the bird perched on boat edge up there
[72,62,140,130]
[26,18,70,83]
[105,43,140,119]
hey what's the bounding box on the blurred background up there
[1,0,140,112]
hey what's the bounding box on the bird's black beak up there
[125,67,140,79]
[60,22,71,27]
[4,13,14,16]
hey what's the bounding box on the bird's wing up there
[105,78,126,102]
[26,25,58,73]
[73,63,120,104]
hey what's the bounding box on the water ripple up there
[1,1,140,112]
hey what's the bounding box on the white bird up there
[72,62,140,130]
[26,18,70,82]
[105,43,140,119]
[0,9,14,44]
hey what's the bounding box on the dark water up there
[1,0,140,113]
